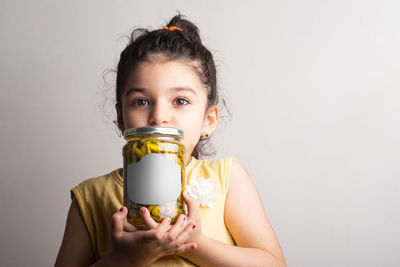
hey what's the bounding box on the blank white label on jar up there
[126,153,181,205]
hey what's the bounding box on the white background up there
[1,1,399,266]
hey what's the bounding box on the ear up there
[115,104,125,132]
[202,105,219,136]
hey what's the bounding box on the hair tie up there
[164,26,182,32]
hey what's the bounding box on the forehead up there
[125,60,206,94]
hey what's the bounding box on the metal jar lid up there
[123,127,184,138]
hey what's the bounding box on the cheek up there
[181,123,203,150]
[180,113,204,132]
[122,108,144,128]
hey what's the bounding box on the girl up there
[55,14,286,267]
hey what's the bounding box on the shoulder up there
[71,169,122,197]
[76,169,122,187]
[186,157,238,194]
[229,159,251,184]
[70,169,123,219]
[189,156,237,173]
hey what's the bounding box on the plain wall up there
[1,1,399,266]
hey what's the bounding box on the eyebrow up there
[170,87,197,95]
[125,88,145,96]
[125,87,198,96]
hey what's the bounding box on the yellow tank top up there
[71,157,235,266]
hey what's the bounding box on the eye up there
[132,98,150,107]
[174,97,189,106]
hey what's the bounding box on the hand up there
[110,206,197,266]
[142,191,202,245]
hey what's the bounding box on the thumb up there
[182,191,199,220]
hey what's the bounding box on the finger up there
[140,207,159,229]
[151,217,171,241]
[182,191,200,220]
[115,206,137,231]
[111,207,127,239]
[122,213,137,232]
[175,222,197,246]
[174,242,197,254]
[165,214,186,240]
[134,217,170,243]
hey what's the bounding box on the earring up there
[200,131,209,140]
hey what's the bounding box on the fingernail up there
[140,208,144,215]
[184,191,189,196]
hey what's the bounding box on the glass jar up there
[123,126,186,229]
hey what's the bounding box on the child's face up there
[116,60,218,164]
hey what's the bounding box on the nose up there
[148,101,170,126]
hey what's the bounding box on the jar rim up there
[123,127,184,138]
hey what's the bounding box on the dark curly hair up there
[116,14,219,158]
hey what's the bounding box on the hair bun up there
[166,14,202,44]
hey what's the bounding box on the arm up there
[55,198,140,267]
[181,160,286,267]
[55,197,95,267]
[55,198,197,267]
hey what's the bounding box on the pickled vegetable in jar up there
[123,126,186,229]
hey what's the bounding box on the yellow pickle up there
[123,127,186,229]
